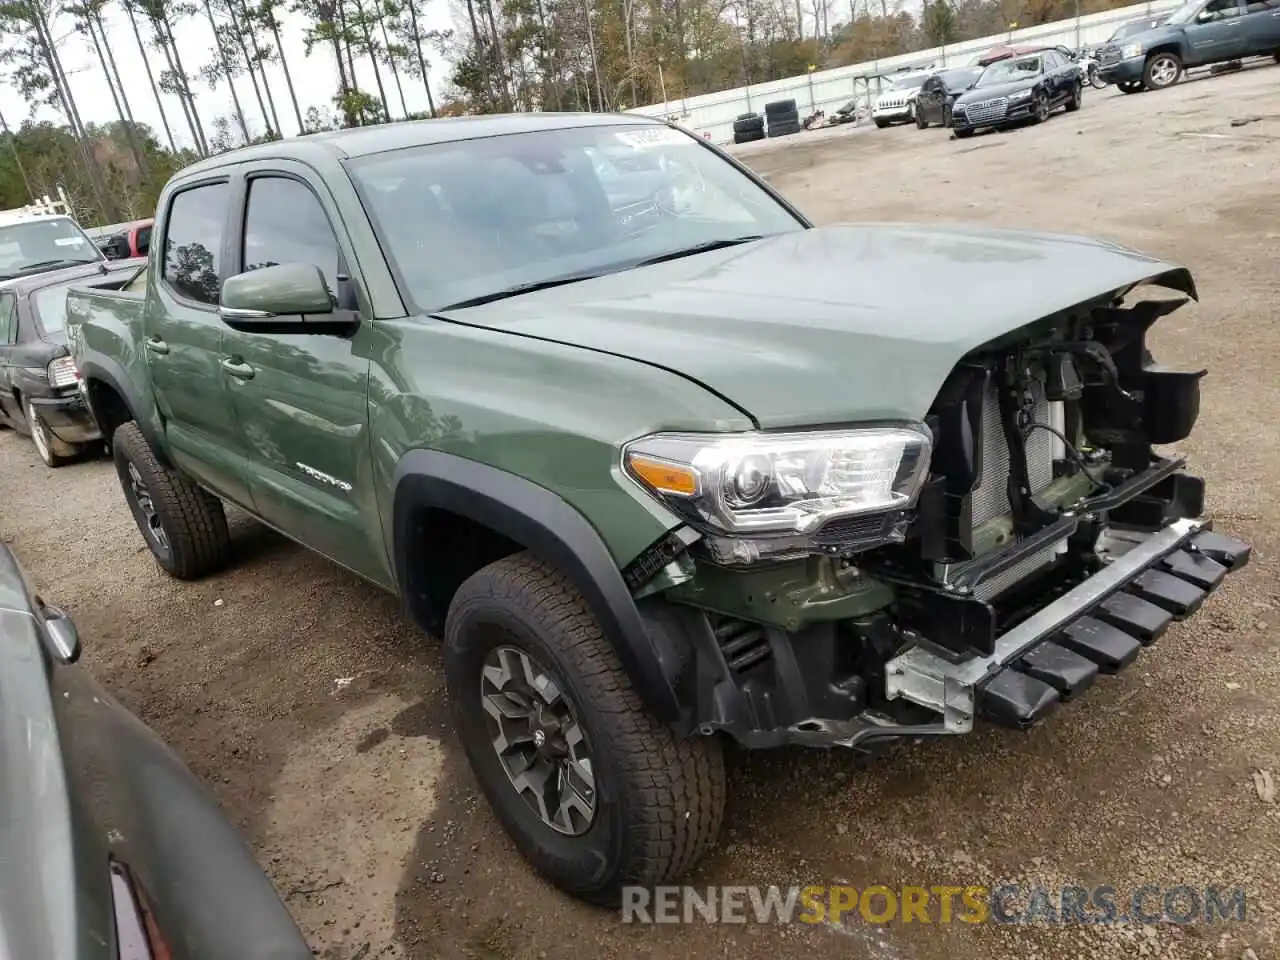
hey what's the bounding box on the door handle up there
[144,337,169,356]
[220,357,255,380]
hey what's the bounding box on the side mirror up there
[218,262,336,332]
[40,603,81,664]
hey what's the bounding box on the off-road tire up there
[1065,81,1083,112]
[732,115,765,135]
[763,98,797,117]
[23,397,74,467]
[733,128,766,144]
[444,552,726,904]
[1143,51,1182,90]
[112,421,231,580]
[915,108,929,129]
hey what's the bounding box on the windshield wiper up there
[629,235,767,269]
[437,272,606,311]
[8,258,101,277]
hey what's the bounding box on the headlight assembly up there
[1010,88,1034,101]
[1121,42,1143,59]
[624,427,932,560]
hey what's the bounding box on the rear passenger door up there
[1242,0,1280,51]
[218,166,390,586]
[148,179,255,507]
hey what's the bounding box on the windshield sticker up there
[615,127,689,149]
[54,237,89,247]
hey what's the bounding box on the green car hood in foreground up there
[438,223,1195,429]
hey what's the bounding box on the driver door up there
[1183,0,1249,64]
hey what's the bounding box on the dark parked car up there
[951,49,1084,138]
[0,259,144,466]
[1096,0,1280,92]
[916,66,984,127]
[0,541,312,959]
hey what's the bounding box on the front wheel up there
[873,117,889,128]
[112,422,231,579]
[1031,91,1051,123]
[444,553,726,904]
[954,127,975,139]
[1143,52,1182,90]
[915,108,929,129]
[1117,80,1144,94]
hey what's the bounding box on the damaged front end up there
[624,268,1250,749]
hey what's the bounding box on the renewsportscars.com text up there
[621,884,1248,925]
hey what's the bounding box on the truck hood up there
[436,223,1195,430]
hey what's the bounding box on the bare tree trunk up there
[482,0,512,109]
[242,10,283,134]
[405,0,436,115]
[158,16,209,153]
[88,16,152,181]
[201,0,249,140]
[463,0,495,105]
[376,10,409,116]
[125,4,177,153]
[336,1,360,95]
[350,0,391,116]
[267,12,305,131]
[225,0,275,133]
[32,8,112,221]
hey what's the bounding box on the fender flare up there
[392,449,684,725]
[78,357,172,468]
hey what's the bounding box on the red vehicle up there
[98,218,154,260]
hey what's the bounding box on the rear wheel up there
[915,108,929,129]
[1143,52,1182,90]
[112,421,231,579]
[444,553,726,904]
[23,397,74,467]
[1065,81,1083,112]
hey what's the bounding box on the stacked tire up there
[733,112,765,144]
[764,99,801,137]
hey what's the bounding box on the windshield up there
[1165,1,1201,24]
[348,124,805,313]
[942,68,981,89]
[0,217,102,280]
[31,278,86,335]
[976,55,1042,86]
[1110,18,1158,38]
[890,75,928,91]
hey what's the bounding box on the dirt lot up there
[4,64,1280,960]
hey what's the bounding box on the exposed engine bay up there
[635,275,1252,749]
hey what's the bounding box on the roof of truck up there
[177,113,665,178]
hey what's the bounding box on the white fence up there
[626,0,1181,144]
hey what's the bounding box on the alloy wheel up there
[480,644,596,836]
[1148,55,1179,88]
[26,402,53,465]
[1034,93,1050,122]
[128,462,169,551]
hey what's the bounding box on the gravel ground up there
[3,64,1280,960]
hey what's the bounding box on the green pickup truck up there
[66,113,1249,904]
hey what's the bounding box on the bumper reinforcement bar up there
[884,518,1250,734]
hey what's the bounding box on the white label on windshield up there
[615,127,688,149]
[54,237,88,247]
